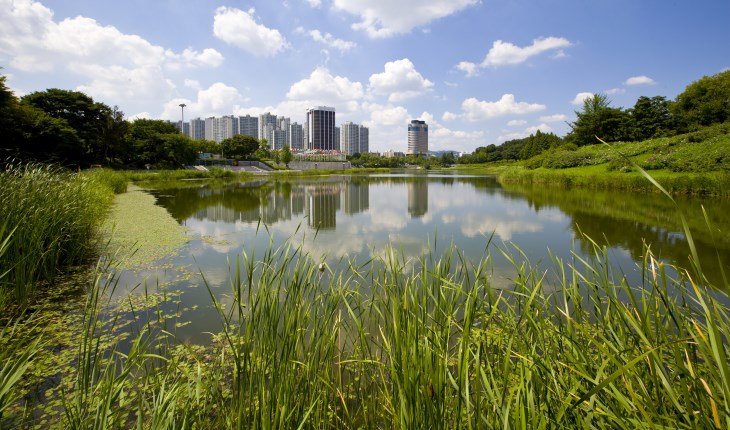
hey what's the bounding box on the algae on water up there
[101,185,190,269]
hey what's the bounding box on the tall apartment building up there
[271,129,288,150]
[334,126,340,151]
[306,106,336,151]
[205,116,236,143]
[290,122,304,150]
[175,121,190,137]
[358,125,369,153]
[189,118,206,140]
[259,112,277,144]
[407,120,428,156]
[277,116,291,148]
[341,122,370,155]
[239,115,258,139]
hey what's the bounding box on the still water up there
[116,172,730,342]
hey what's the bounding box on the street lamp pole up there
[179,103,186,136]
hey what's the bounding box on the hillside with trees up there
[459,70,730,171]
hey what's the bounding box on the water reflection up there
[146,173,730,290]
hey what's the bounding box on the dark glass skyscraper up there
[306,106,336,151]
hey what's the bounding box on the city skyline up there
[1,0,728,154]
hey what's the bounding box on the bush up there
[543,150,594,169]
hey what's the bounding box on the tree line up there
[459,70,730,164]
[0,75,277,169]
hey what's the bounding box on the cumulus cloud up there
[296,27,356,52]
[455,36,572,76]
[213,7,287,56]
[571,92,594,105]
[368,58,434,102]
[160,82,246,119]
[507,119,527,126]
[332,0,478,38]
[482,37,572,66]
[0,0,223,111]
[286,67,364,104]
[625,75,655,85]
[460,94,546,121]
[455,61,479,78]
[498,123,553,142]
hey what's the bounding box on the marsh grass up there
[3,162,730,428]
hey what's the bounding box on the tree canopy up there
[221,134,259,159]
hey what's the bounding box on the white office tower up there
[341,122,369,155]
[407,120,428,155]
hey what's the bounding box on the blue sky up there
[1,0,728,153]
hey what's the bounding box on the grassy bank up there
[0,163,127,306]
[456,123,730,196]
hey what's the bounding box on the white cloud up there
[332,0,478,38]
[297,28,356,52]
[442,111,459,121]
[507,119,527,126]
[456,61,479,78]
[160,82,245,119]
[482,37,572,67]
[461,94,546,121]
[498,123,553,142]
[0,0,223,115]
[305,0,322,7]
[368,58,434,102]
[455,36,572,76]
[605,87,625,95]
[538,114,567,123]
[213,7,287,56]
[286,67,364,105]
[625,75,655,86]
[571,92,594,105]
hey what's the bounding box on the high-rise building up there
[407,119,428,156]
[271,129,287,150]
[239,115,258,139]
[259,112,278,144]
[358,125,369,154]
[290,122,304,150]
[341,122,359,155]
[175,121,190,137]
[277,116,291,148]
[334,126,340,151]
[341,122,370,155]
[190,118,205,140]
[306,106,336,151]
[205,116,235,143]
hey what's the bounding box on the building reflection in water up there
[188,179,370,231]
[407,180,428,218]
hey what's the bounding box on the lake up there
[114,171,730,343]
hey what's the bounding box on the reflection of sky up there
[108,173,730,343]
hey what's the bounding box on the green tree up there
[254,139,271,160]
[221,135,259,159]
[281,145,293,167]
[273,149,281,165]
[567,93,632,146]
[127,119,194,168]
[672,70,730,130]
[21,88,115,166]
[520,130,563,159]
[629,96,673,140]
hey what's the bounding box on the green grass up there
[0,162,125,305]
[2,230,729,428]
[458,122,730,196]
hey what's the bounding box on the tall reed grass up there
[0,162,125,305]
[5,233,727,428]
